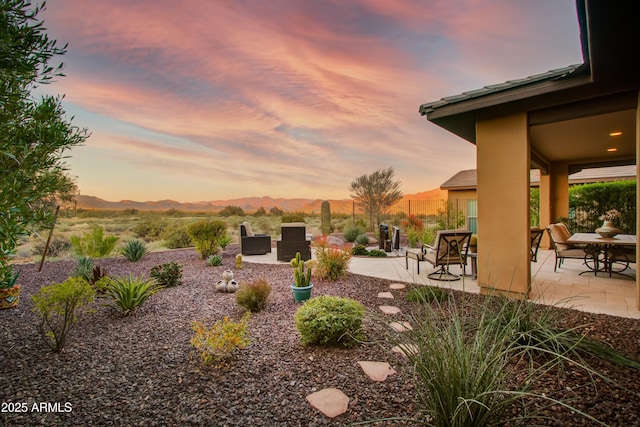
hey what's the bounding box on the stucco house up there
[419,1,640,308]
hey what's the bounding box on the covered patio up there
[418,0,640,310]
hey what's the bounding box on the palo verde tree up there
[1,1,89,268]
[349,167,403,231]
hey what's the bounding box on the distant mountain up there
[75,189,446,214]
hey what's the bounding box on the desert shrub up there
[103,274,161,316]
[206,255,223,266]
[343,225,362,242]
[70,226,118,258]
[355,234,370,245]
[407,286,450,304]
[72,256,94,282]
[236,279,271,312]
[406,229,421,248]
[120,239,149,262]
[217,234,233,250]
[31,277,95,352]
[269,206,284,216]
[133,218,167,241]
[401,214,424,231]
[367,249,387,257]
[150,262,183,287]
[314,245,351,281]
[281,212,305,223]
[295,295,365,348]
[186,219,229,259]
[351,245,369,256]
[253,207,267,217]
[191,312,251,365]
[32,237,71,257]
[218,205,245,217]
[161,225,192,249]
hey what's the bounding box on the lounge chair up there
[545,223,587,271]
[405,230,471,280]
[277,222,311,262]
[239,222,272,255]
[530,227,545,262]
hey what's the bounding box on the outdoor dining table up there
[566,233,636,278]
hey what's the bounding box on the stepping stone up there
[389,283,406,290]
[391,344,419,357]
[306,388,349,418]
[378,305,401,315]
[357,361,397,382]
[389,321,413,332]
[377,291,394,299]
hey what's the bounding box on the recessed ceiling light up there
[609,131,622,136]
[607,148,618,152]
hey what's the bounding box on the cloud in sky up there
[39,0,582,202]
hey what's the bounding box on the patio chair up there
[405,230,471,280]
[530,227,545,262]
[277,222,311,262]
[607,246,636,277]
[239,222,272,255]
[545,223,587,271]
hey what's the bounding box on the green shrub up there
[355,233,370,245]
[150,262,183,287]
[406,229,420,248]
[31,277,95,352]
[206,255,223,266]
[32,237,71,257]
[343,225,362,242]
[133,218,167,241]
[161,225,192,249]
[236,279,271,312]
[281,212,305,223]
[314,244,351,281]
[367,249,387,257]
[218,205,245,217]
[121,239,149,262]
[295,295,365,348]
[103,274,161,316]
[186,219,229,259]
[406,286,449,304]
[191,312,251,365]
[351,245,369,256]
[70,226,118,258]
[72,256,94,282]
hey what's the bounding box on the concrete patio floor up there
[244,248,639,319]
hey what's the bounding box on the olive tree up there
[1,1,88,270]
[349,167,403,231]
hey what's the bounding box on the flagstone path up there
[305,281,414,418]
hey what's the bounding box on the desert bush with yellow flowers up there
[190,312,250,365]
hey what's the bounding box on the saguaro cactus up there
[321,200,331,235]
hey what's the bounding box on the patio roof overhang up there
[419,0,640,175]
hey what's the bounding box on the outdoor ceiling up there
[529,109,636,170]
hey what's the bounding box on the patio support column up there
[476,113,530,298]
[549,162,570,222]
[636,91,640,310]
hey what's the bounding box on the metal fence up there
[381,199,478,232]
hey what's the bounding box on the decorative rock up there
[378,305,401,315]
[357,361,397,382]
[389,283,406,290]
[377,291,394,299]
[326,235,345,247]
[306,388,349,418]
[389,321,413,332]
[216,270,239,292]
[391,344,419,357]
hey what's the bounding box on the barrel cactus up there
[321,200,331,235]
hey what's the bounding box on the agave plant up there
[120,239,150,262]
[102,275,161,316]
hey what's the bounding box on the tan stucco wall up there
[476,113,531,298]
[447,189,477,201]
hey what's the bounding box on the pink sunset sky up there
[39,0,582,202]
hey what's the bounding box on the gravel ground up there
[1,245,639,426]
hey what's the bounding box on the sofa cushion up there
[548,223,571,251]
[242,221,254,237]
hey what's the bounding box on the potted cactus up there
[290,252,313,302]
[0,262,20,309]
